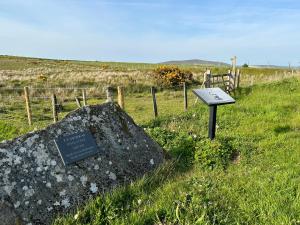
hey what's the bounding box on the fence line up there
[0,87,101,91]
[0,70,239,126]
[0,84,192,125]
[1,69,299,126]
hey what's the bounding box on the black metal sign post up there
[209,105,217,140]
[193,88,235,140]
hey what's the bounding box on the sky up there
[0,0,299,66]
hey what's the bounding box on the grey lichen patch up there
[85,106,91,115]
[50,160,57,166]
[59,190,66,197]
[19,147,27,153]
[90,183,98,193]
[108,172,117,181]
[4,184,14,196]
[14,201,20,208]
[150,159,155,165]
[80,175,88,187]
[23,186,35,198]
[0,103,165,225]
[54,174,64,182]
[92,115,102,123]
[53,201,60,206]
[67,175,74,181]
[61,198,70,208]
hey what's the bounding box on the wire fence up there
[1,70,300,127]
[0,83,197,127]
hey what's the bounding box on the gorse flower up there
[153,66,193,87]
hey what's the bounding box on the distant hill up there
[160,59,230,66]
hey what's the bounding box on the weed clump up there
[194,138,236,169]
[146,126,236,170]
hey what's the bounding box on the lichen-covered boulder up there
[0,103,165,225]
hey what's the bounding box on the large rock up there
[0,103,165,224]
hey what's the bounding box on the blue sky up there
[0,0,299,65]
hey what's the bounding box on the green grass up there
[51,78,300,224]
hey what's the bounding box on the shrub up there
[146,127,177,148]
[194,138,236,169]
[147,127,237,170]
[153,66,193,87]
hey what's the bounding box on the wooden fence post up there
[24,86,32,126]
[231,56,237,74]
[232,70,235,90]
[183,82,188,111]
[205,69,211,88]
[234,69,237,89]
[51,94,58,123]
[117,86,125,109]
[236,69,241,88]
[106,86,114,102]
[75,97,81,108]
[82,89,87,106]
[227,70,232,91]
[151,87,158,118]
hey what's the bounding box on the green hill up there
[161,59,230,66]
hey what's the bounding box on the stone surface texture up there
[0,103,165,225]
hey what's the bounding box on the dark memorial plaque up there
[192,88,235,106]
[193,88,235,140]
[54,131,99,165]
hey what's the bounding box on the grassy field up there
[2,77,299,224]
[1,56,300,224]
[0,55,298,92]
[0,84,202,141]
[50,78,300,225]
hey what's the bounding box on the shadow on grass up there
[274,125,292,134]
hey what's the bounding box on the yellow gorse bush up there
[153,66,193,87]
